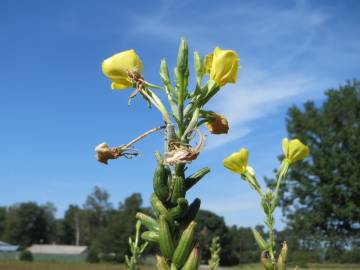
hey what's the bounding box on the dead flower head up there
[163,129,206,165]
[95,142,139,164]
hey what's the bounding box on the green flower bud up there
[194,51,204,86]
[160,59,171,86]
[261,251,273,270]
[185,167,210,190]
[141,231,159,242]
[156,255,170,270]
[172,221,197,268]
[277,241,288,270]
[159,215,175,259]
[252,228,268,251]
[177,38,188,73]
[183,243,201,270]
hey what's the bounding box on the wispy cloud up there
[205,67,325,149]
[128,1,334,151]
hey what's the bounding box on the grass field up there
[0,261,359,270]
[230,263,360,270]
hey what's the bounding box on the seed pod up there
[277,241,288,270]
[159,215,175,259]
[151,193,169,217]
[136,212,159,231]
[261,251,273,270]
[172,221,197,268]
[185,167,210,190]
[167,198,188,220]
[141,231,159,242]
[183,243,201,270]
[156,255,170,270]
[252,228,268,251]
[154,152,170,202]
[170,176,185,205]
[182,198,201,226]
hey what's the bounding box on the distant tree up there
[269,80,360,250]
[3,202,55,246]
[84,186,112,226]
[62,204,86,245]
[91,193,143,262]
[0,206,6,238]
[195,210,233,265]
[83,186,113,244]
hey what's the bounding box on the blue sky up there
[1,0,359,229]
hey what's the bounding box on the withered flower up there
[95,142,138,164]
[164,129,206,165]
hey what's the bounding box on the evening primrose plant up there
[223,138,309,270]
[96,39,239,270]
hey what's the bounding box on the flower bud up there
[177,38,189,73]
[205,47,239,86]
[156,255,170,270]
[160,59,171,86]
[205,113,229,134]
[204,53,213,75]
[252,229,268,251]
[282,138,309,163]
[261,251,273,270]
[183,243,201,270]
[102,49,142,90]
[194,51,204,85]
[277,241,288,270]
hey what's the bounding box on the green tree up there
[3,202,55,246]
[273,80,360,250]
[91,193,143,262]
[0,206,6,238]
[83,186,113,245]
[62,204,87,245]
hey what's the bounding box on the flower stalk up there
[98,38,240,270]
[125,220,149,270]
[223,138,309,270]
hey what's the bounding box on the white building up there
[0,241,19,252]
[28,244,88,255]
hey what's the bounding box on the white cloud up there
[204,66,321,149]
[126,0,341,151]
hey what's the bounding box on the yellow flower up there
[282,138,309,163]
[223,148,248,174]
[205,47,239,86]
[102,49,143,90]
[205,114,229,134]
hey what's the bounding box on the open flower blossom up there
[102,49,143,90]
[282,138,309,164]
[205,113,229,134]
[204,47,239,86]
[223,148,249,174]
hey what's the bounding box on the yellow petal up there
[102,49,142,89]
[111,81,132,90]
[210,47,239,86]
[223,148,248,174]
